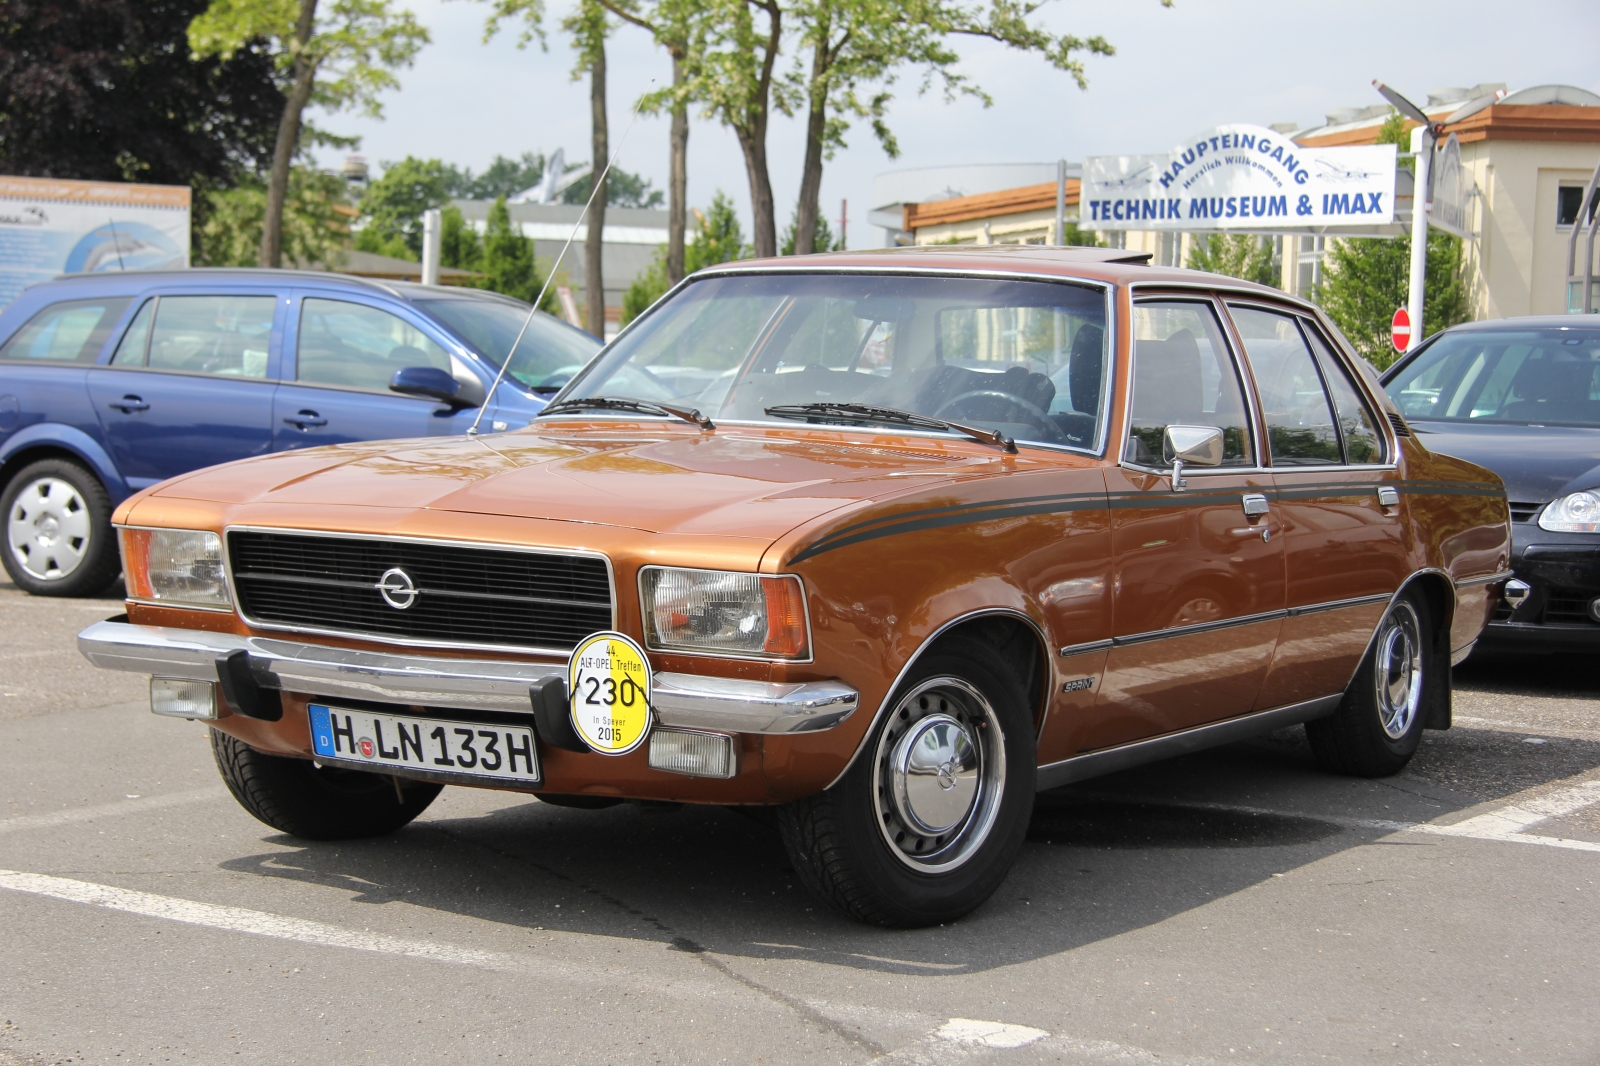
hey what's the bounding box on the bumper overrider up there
[78,619,860,751]
[1482,526,1600,648]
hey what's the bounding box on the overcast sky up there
[312,0,1600,248]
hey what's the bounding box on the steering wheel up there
[934,389,1055,431]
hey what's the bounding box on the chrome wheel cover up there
[1374,601,1424,739]
[873,676,1006,873]
[6,477,92,581]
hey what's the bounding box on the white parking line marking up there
[936,1018,1049,1048]
[1411,779,1600,852]
[0,869,513,968]
[0,789,219,837]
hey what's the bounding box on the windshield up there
[555,273,1111,450]
[415,296,601,393]
[1386,328,1600,427]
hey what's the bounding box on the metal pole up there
[1585,198,1600,313]
[1405,128,1433,351]
[1565,161,1600,287]
[1055,160,1067,246]
[421,208,441,286]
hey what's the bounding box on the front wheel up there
[777,635,1035,927]
[1306,593,1433,777]
[211,730,441,840]
[2,458,120,597]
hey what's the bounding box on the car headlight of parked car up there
[120,528,231,609]
[1537,491,1600,533]
[640,567,808,659]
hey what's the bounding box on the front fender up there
[0,422,129,502]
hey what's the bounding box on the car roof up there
[25,268,525,309]
[702,244,1292,295]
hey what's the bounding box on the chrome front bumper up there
[78,620,859,735]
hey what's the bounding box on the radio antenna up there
[469,88,652,436]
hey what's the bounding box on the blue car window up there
[414,296,600,391]
[298,298,451,392]
[0,298,131,364]
[146,296,276,379]
[111,299,155,365]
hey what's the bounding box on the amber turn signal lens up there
[119,528,154,601]
[761,576,808,658]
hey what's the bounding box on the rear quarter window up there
[0,298,132,364]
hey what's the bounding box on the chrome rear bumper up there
[78,620,859,735]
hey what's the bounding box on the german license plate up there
[309,704,541,785]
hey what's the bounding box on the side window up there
[110,299,155,365]
[146,296,276,379]
[297,298,451,392]
[1302,321,1386,463]
[1229,305,1341,466]
[0,298,131,364]
[1125,301,1252,467]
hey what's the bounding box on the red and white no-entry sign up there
[1391,307,1411,353]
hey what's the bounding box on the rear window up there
[1386,329,1600,427]
[0,298,131,364]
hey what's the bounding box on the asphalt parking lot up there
[1,580,1596,1065]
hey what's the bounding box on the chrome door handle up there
[108,396,149,413]
[1241,493,1270,516]
[1377,486,1400,511]
[282,411,327,429]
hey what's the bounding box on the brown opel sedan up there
[79,247,1512,926]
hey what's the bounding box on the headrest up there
[1068,325,1105,414]
[1133,329,1203,423]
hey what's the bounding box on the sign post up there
[1391,307,1411,353]
[1375,81,1439,352]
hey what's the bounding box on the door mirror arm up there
[1162,424,1225,492]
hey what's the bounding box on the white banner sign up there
[1082,124,1397,231]
[0,176,190,308]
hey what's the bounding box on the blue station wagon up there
[0,269,601,596]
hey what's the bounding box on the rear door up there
[273,292,478,451]
[1086,297,1286,751]
[1225,302,1405,708]
[86,290,282,487]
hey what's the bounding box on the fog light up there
[647,730,735,778]
[150,677,217,720]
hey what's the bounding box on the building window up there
[1558,185,1599,228]
[1158,231,1181,267]
[1297,235,1325,298]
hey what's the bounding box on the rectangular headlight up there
[120,528,231,609]
[639,567,809,659]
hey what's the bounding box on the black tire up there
[776,635,1035,927]
[210,730,442,840]
[1306,592,1433,777]
[1,458,120,597]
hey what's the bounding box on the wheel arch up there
[825,607,1051,791]
[0,424,128,504]
[1355,568,1456,731]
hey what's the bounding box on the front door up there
[273,294,477,452]
[1083,297,1286,752]
[1226,304,1407,708]
[87,293,281,487]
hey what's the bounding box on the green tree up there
[196,165,352,267]
[189,0,429,268]
[353,155,451,257]
[1187,233,1278,287]
[1317,110,1470,369]
[439,204,484,270]
[780,209,843,255]
[559,168,664,209]
[1060,219,1102,247]
[479,195,558,311]
[620,190,748,324]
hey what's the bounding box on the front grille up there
[1509,502,1540,523]
[1542,588,1599,627]
[228,531,613,652]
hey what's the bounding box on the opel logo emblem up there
[376,567,418,610]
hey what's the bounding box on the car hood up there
[1410,421,1600,503]
[149,425,1012,540]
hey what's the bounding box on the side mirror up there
[390,365,467,407]
[1162,424,1224,491]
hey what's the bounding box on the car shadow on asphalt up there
[212,692,1600,979]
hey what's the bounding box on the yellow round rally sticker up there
[567,632,653,755]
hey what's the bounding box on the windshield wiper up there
[540,396,714,430]
[764,402,1016,453]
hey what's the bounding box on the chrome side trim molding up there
[1035,694,1343,792]
[76,620,857,735]
[1287,593,1391,617]
[1455,570,1515,589]
[1058,638,1113,657]
[1057,595,1386,658]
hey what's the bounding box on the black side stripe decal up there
[788,480,1507,562]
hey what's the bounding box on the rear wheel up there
[777,635,1035,927]
[2,458,119,597]
[1306,593,1432,777]
[211,730,441,840]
